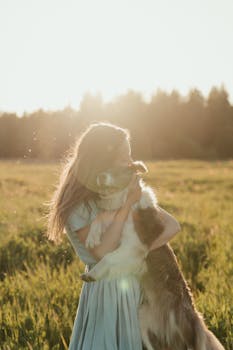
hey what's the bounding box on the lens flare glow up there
[119,277,129,291]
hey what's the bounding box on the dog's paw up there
[85,221,102,248]
[80,273,96,282]
[85,234,101,248]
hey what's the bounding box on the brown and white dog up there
[80,161,225,350]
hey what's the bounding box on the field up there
[0,159,232,349]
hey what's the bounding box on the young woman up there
[46,121,181,350]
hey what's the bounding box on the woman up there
[46,121,181,350]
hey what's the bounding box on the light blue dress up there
[65,199,144,350]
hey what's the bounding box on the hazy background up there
[0,0,233,161]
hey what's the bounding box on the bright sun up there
[1,0,233,115]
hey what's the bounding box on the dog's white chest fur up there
[83,182,158,280]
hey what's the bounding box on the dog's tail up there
[193,312,225,350]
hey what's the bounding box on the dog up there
[80,161,225,350]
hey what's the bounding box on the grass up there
[0,159,232,349]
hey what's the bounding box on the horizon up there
[1,0,233,116]
[0,85,231,118]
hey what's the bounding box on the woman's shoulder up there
[74,198,98,217]
[65,199,99,265]
[66,198,99,232]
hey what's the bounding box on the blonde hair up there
[44,121,131,245]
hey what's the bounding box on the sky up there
[0,0,233,116]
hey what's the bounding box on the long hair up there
[44,121,131,245]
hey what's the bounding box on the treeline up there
[0,86,233,160]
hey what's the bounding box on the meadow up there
[0,159,232,349]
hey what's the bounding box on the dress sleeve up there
[66,201,97,233]
[64,200,99,265]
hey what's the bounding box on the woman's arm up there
[74,198,133,261]
[75,173,141,261]
[147,207,181,252]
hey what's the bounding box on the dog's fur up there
[80,161,225,350]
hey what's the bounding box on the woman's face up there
[96,138,134,195]
[114,138,133,167]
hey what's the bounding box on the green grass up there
[0,159,232,349]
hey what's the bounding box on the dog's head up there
[95,160,148,210]
[96,160,147,194]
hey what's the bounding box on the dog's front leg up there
[80,251,123,282]
[85,220,103,249]
[85,210,117,249]
[81,243,147,282]
[80,256,110,282]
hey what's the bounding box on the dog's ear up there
[130,160,148,174]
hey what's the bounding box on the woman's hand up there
[125,173,142,207]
